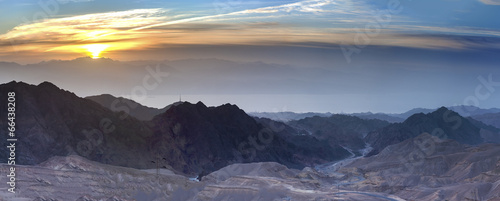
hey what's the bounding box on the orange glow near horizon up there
[83,44,110,59]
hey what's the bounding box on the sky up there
[1,0,500,113]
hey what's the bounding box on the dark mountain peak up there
[6,80,20,85]
[150,100,344,174]
[166,101,203,112]
[1,81,76,98]
[37,81,60,90]
[403,106,462,126]
[436,106,449,112]
[366,106,483,156]
[195,101,207,108]
[166,101,244,115]
[0,81,155,168]
[162,101,251,125]
[92,93,116,99]
[432,106,455,116]
[213,103,245,113]
[2,80,28,87]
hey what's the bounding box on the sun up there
[83,44,109,59]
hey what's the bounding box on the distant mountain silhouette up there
[466,116,500,143]
[249,105,500,124]
[448,105,500,117]
[249,112,332,122]
[0,81,348,175]
[471,112,500,129]
[390,105,500,119]
[86,94,180,121]
[365,107,484,156]
[350,112,405,123]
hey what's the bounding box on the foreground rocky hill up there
[0,81,155,168]
[4,134,499,201]
[341,134,500,201]
[0,155,405,201]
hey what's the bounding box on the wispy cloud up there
[58,0,94,2]
[479,0,500,5]
[0,9,169,52]
[1,0,500,60]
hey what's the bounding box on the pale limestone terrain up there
[1,134,499,201]
[0,155,403,201]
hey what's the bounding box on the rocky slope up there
[0,81,348,176]
[255,117,351,166]
[0,155,193,201]
[365,107,484,156]
[0,81,155,168]
[4,134,498,201]
[467,117,500,143]
[340,133,500,201]
[289,114,390,154]
[388,105,500,120]
[86,94,180,121]
[149,102,350,175]
[472,112,500,129]
[0,155,405,201]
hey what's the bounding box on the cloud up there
[236,0,335,14]
[386,25,500,37]
[0,0,354,52]
[57,0,94,3]
[479,0,500,5]
[1,0,500,60]
[0,8,170,52]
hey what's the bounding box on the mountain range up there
[287,115,390,155]
[0,81,351,175]
[1,80,500,200]
[250,106,500,128]
[365,107,489,156]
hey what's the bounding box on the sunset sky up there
[1,0,500,62]
[1,0,500,113]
